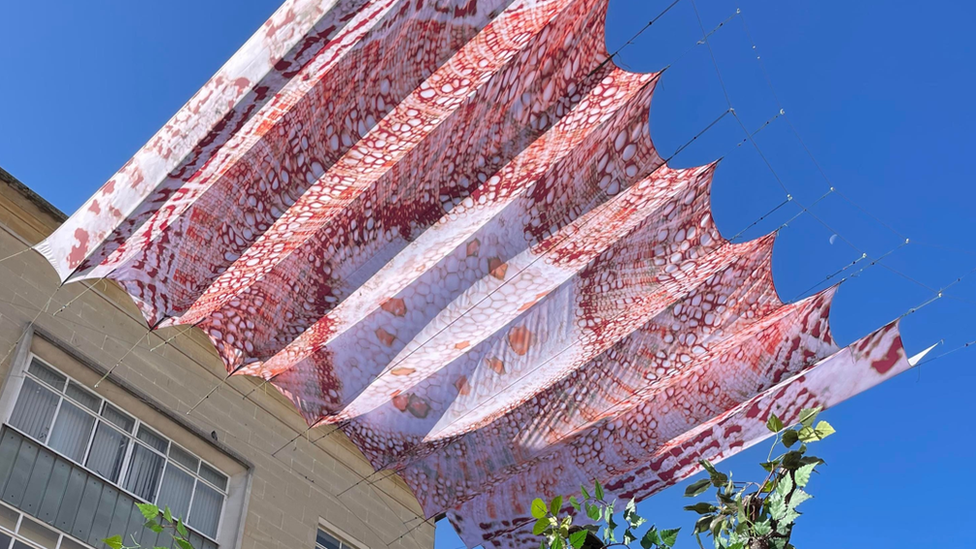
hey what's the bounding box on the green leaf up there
[798,407,821,428]
[760,460,779,473]
[798,426,818,443]
[531,499,548,519]
[788,489,812,510]
[699,459,717,475]
[550,496,563,515]
[767,494,787,522]
[781,429,799,448]
[594,480,604,501]
[163,506,173,523]
[137,503,159,521]
[776,473,794,497]
[752,520,772,536]
[102,535,123,549]
[580,485,590,500]
[623,529,636,545]
[684,478,711,498]
[569,496,580,511]
[710,470,729,487]
[146,521,164,534]
[814,420,836,440]
[175,518,188,538]
[569,530,588,549]
[640,527,660,549]
[794,463,816,487]
[552,535,563,549]
[694,516,712,534]
[766,414,784,433]
[684,502,717,515]
[659,528,680,547]
[585,503,601,521]
[533,518,549,536]
[175,539,194,549]
[782,450,803,470]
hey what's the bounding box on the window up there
[0,502,88,549]
[7,358,227,541]
[316,528,360,549]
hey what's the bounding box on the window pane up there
[199,463,227,491]
[136,426,168,453]
[0,504,18,531]
[100,404,134,433]
[18,516,59,549]
[189,483,222,539]
[156,464,194,519]
[27,359,65,390]
[59,537,88,549]
[48,400,96,462]
[124,443,165,501]
[86,422,128,482]
[168,445,199,472]
[317,530,342,549]
[0,532,9,549]
[9,378,59,442]
[65,382,100,411]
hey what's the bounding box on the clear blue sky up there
[1,0,973,547]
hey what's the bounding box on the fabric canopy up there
[36,0,926,547]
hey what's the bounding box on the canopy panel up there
[36,1,921,547]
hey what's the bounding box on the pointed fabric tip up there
[908,341,940,366]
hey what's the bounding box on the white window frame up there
[315,520,368,549]
[2,354,228,544]
[0,499,93,549]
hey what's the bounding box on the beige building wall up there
[0,166,436,549]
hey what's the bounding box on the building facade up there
[0,167,435,549]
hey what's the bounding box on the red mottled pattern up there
[36,1,917,547]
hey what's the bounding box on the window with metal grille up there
[6,357,227,542]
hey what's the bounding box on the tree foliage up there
[533,408,835,549]
[102,503,195,549]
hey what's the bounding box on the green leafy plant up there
[682,407,834,549]
[530,480,679,549]
[533,408,835,549]
[102,503,195,549]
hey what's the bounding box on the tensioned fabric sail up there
[35,0,926,547]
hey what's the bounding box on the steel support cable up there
[686,0,947,305]
[732,3,910,243]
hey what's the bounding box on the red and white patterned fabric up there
[35,1,922,547]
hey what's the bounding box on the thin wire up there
[910,240,976,257]
[93,328,153,388]
[728,196,790,243]
[614,0,684,57]
[914,338,976,368]
[51,279,104,317]
[0,285,61,367]
[0,246,31,264]
[733,5,908,243]
[687,0,945,306]
[148,323,201,352]
[788,253,867,302]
